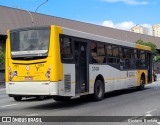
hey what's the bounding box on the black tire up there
[36,96,45,101]
[137,76,145,90]
[14,96,22,101]
[53,96,71,101]
[154,75,157,81]
[94,80,104,101]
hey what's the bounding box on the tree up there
[136,39,158,55]
[156,55,160,62]
[0,46,4,63]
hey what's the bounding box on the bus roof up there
[61,26,151,51]
[135,44,151,51]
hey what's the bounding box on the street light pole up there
[35,0,48,13]
[26,10,34,26]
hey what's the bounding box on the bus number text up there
[92,67,99,71]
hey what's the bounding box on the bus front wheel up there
[14,96,22,101]
[94,80,104,101]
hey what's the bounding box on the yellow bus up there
[5,25,153,101]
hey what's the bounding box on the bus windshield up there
[10,28,50,59]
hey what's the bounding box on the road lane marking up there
[145,110,160,125]
[146,109,158,114]
[145,113,152,116]
[1,104,17,108]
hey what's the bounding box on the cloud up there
[102,20,135,30]
[103,0,148,5]
[102,20,152,35]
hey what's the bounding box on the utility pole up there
[35,0,48,13]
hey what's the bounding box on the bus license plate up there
[25,76,33,80]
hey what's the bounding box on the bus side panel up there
[89,65,137,94]
[62,64,75,96]
[120,70,137,88]
[89,65,122,94]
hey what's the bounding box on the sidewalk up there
[0,82,5,88]
[0,87,6,93]
[0,82,5,93]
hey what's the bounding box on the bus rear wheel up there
[137,75,145,90]
[14,96,22,101]
[94,80,104,101]
[53,96,71,101]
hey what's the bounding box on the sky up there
[0,0,159,32]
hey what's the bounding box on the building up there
[1,6,160,50]
[130,25,148,35]
[152,24,160,37]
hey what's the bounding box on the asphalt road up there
[1,81,160,125]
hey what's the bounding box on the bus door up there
[147,53,153,83]
[74,40,89,94]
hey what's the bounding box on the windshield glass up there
[10,28,50,58]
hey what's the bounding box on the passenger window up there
[130,49,137,69]
[97,43,105,56]
[91,42,105,63]
[106,45,120,65]
[122,48,130,69]
[140,51,147,69]
[112,46,119,57]
[60,37,73,59]
[106,45,112,57]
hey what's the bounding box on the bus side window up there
[97,43,106,63]
[130,49,137,69]
[91,42,98,63]
[91,42,105,63]
[60,36,73,61]
[106,45,112,63]
[136,50,142,69]
[140,51,147,69]
[122,48,131,69]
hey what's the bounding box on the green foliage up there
[136,39,158,55]
[156,55,160,62]
[0,46,4,63]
